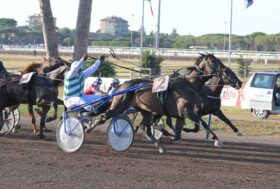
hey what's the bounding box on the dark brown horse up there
[183,66,243,135]
[164,65,243,139]
[0,57,70,138]
[97,54,225,153]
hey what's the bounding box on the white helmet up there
[94,77,102,85]
[112,78,120,84]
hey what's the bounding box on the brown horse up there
[0,57,70,138]
[97,54,225,153]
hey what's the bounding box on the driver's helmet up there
[112,78,120,84]
[94,77,102,85]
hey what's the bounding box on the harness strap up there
[0,78,21,88]
[206,95,220,99]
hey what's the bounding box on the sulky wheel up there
[0,108,15,135]
[107,114,134,152]
[13,108,20,127]
[56,117,85,153]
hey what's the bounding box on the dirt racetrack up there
[0,116,280,189]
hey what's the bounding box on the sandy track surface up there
[0,117,280,189]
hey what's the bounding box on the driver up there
[84,77,107,96]
[63,53,106,111]
[107,78,120,95]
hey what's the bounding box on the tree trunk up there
[73,0,92,61]
[39,0,59,58]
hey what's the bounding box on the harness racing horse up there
[0,57,70,138]
[164,65,243,138]
[20,59,69,134]
[97,54,225,153]
[183,66,243,135]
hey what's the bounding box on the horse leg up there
[46,98,64,122]
[0,108,3,130]
[39,105,50,139]
[174,117,185,141]
[28,104,38,134]
[151,115,175,139]
[141,111,165,153]
[188,112,223,148]
[182,122,200,133]
[213,109,242,136]
[160,116,176,139]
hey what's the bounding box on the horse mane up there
[123,78,151,86]
[21,63,43,74]
[195,53,217,66]
[20,57,69,75]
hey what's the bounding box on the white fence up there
[2,46,280,61]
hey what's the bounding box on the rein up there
[0,78,21,87]
[35,74,64,82]
[88,56,144,74]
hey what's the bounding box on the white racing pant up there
[64,95,103,111]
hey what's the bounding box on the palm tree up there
[39,0,59,58]
[73,0,92,61]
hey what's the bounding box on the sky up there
[0,0,279,36]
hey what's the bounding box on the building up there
[27,14,56,29]
[99,16,128,36]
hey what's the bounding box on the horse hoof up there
[158,146,165,154]
[236,131,243,136]
[173,136,181,141]
[39,134,46,139]
[14,124,21,129]
[214,140,224,148]
[43,128,52,132]
[12,128,18,133]
[46,117,56,123]
[144,133,152,141]
[154,142,159,148]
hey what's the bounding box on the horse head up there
[195,54,224,77]
[221,66,243,89]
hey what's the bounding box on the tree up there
[0,18,18,44]
[73,0,92,61]
[39,0,59,58]
[63,37,74,46]
[236,55,250,79]
[142,50,164,76]
[86,60,116,77]
[0,18,17,28]
[170,28,179,37]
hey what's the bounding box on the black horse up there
[18,59,69,134]
[0,57,70,138]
